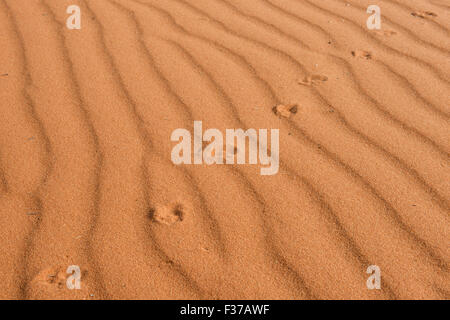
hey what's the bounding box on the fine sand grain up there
[0,0,449,300]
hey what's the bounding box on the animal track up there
[351,50,372,60]
[27,266,90,299]
[149,203,186,225]
[272,104,298,118]
[40,267,68,289]
[411,11,437,18]
[373,30,397,37]
[298,74,328,86]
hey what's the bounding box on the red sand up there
[0,0,448,299]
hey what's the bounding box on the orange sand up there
[0,0,448,300]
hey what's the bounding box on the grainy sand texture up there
[0,0,449,300]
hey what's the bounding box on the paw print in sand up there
[273,104,298,118]
[29,267,68,289]
[411,11,437,18]
[352,50,372,59]
[149,202,186,225]
[373,30,397,37]
[27,266,91,299]
[298,74,328,86]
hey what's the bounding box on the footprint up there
[272,104,298,118]
[27,266,90,299]
[298,74,328,86]
[373,30,397,37]
[351,50,372,59]
[411,11,437,18]
[149,202,186,225]
[34,267,69,289]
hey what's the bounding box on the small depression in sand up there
[272,104,298,118]
[149,203,186,226]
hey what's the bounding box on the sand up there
[0,0,448,300]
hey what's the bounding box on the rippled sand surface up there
[0,0,448,299]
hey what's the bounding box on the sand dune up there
[0,0,448,300]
